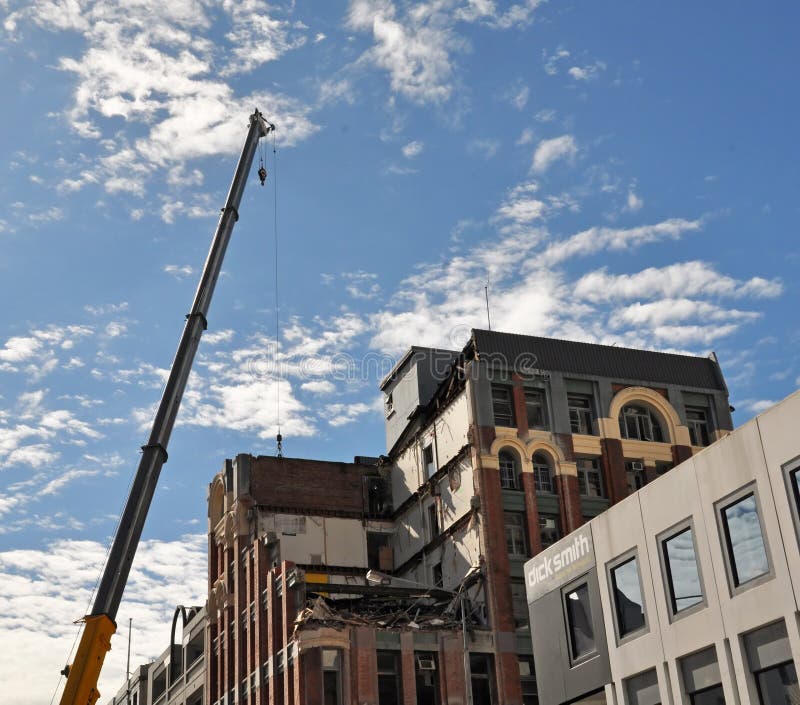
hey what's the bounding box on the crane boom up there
[58,109,274,705]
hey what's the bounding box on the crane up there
[58,109,275,705]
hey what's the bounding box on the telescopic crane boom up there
[58,109,274,705]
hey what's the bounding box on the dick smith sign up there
[524,524,596,603]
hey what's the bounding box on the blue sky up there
[1,1,798,701]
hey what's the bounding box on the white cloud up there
[543,47,570,75]
[321,402,373,427]
[343,271,381,300]
[516,127,534,146]
[203,329,235,346]
[625,188,644,212]
[402,140,424,158]
[0,534,206,705]
[541,217,702,265]
[568,60,606,81]
[347,0,459,104]
[301,380,336,395]
[575,261,783,302]
[164,264,195,279]
[532,134,577,173]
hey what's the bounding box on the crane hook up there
[258,164,267,186]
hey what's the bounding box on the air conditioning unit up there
[416,655,436,671]
[630,461,644,472]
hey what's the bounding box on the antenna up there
[484,276,492,331]
[126,617,132,705]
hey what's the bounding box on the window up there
[423,444,436,479]
[525,389,548,430]
[564,583,595,662]
[510,579,529,624]
[568,394,595,435]
[492,385,515,427]
[533,452,554,493]
[470,654,497,703]
[432,562,443,588]
[427,503,440,539]
[322,649,342,705]
[377,651,402,705]
[499,450,520,490]
[505,512,528,558]
[681,647,724,705]
[518,656,538,705]
[609,555,646,639]
[540,514,560,548]
[661,524,704,615]
[620,404,664,442]
[577,458,603,498]
[744,621,799,705]
[719,490,770,588]
[756,662,799,705]
[783,459,800,547]
[625,460,647,494]
[686,407,711,447]
[415,652,440,705]
[626,669,661,705]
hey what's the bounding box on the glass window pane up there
[756,661,799,705]
[663,527,704,612]
[565,583,595,660]
[611,557,645,637]
[722,494,769,586]
[690,684,725,705]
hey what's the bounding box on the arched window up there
[619,404,665,443]
[532,452,554,493]
[499,449,521,490]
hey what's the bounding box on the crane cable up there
[270,127,283,458]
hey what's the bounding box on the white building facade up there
[525,390,800,705]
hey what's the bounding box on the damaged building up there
[206,328,733,705]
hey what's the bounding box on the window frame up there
[533,454,554,493]
[715,483,773,595]
[524,387,549,430]
[781,454,800,551]
[568,393,595,435]
[499,450,520,490]
[491,384,516,427]
[620,404,665,443]
[561,577,597,666]
[504,511,529,558]
[540,513,561,548]
[606,549,649,645]
[657,517,707,622]
[685,406,711,447]
[577,457,604,498]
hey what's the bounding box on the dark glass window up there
[540,514,560,548]
[690,684,725,705]
[427,503,440,539]
[492,385,515,427]
[470,654,497,704]
[565,583,595,661]
[505,512,528,557]
[525,389,548,430]
[568,394,595,435]
[533,453,553,493]
[377,651,402,705]
[663,527,704,613]
[721,492,769,586]
[322,649,341,705]
[424,444,436,478]
[415,652,440,705]
[577,458,603,498]
[756,661,799,705]
[610,556,646,638]
[625,460,647,494]
[499,450,520,490]
[518,656,538,705]
[620,404,664,442]
[686,407,711,447]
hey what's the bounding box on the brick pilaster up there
[556,473,583,533]
[440,633,466,705]
[521,473,543,556]
[304,647,322,705]
[671,444,693,466]
[478,463,515,632]
[600,437,627,504]
[400,632,417,705]
[352,626,378,704]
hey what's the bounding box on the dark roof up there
[470,329,727,392]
